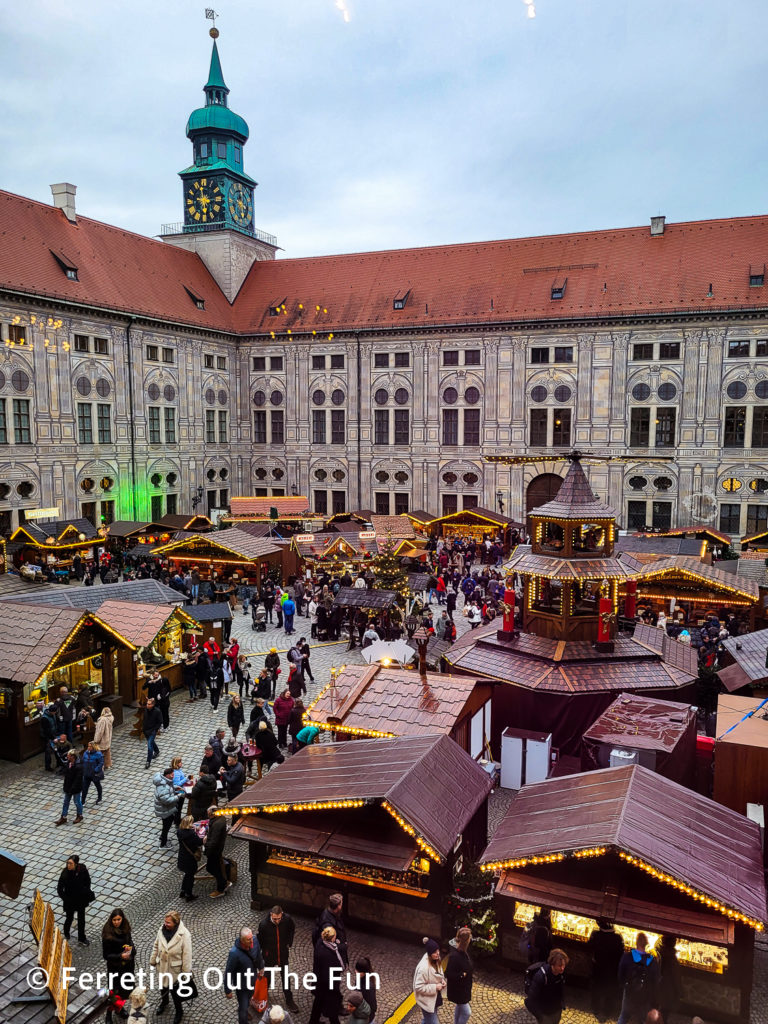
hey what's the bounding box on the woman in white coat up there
[413,937,446,1024]
[150,911,192,1023]
[93,707,114,769]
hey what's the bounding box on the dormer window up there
[551,277,567,300]
[184,286,205,310]
[393,288,411,310]
[269,298,287,317]
[50,249,78,281]
[749,264,765,287]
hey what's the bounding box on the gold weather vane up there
[205,8,219,36]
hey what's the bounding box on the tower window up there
[217,142,227,159]
[234,143,242,164]
[200,142,208,158]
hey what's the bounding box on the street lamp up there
[191,485,204,511]
[496,489,505,515]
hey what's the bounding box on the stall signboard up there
[39,902,55,972]
[296,534,315,543]
[25,507,61,520]
[359,531,376,540]
[56,940,72,1024]
[30,888,45,941]
[47,929,64,1008]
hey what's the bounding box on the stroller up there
[251,604,267,632]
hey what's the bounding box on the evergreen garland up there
[443,862,499,956]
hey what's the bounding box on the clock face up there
[228,182,253,227]
[185,179,223,224]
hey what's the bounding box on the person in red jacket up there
[203,636,220,658]
[273,688,295,749]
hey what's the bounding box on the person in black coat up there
[55,750,84,825]
[525,950,568,1024]
[308,927,345,1024]
[219,755,245,801]
[253,721,285,770]
[57,854,92,944]
[226,695,245,739]
[176,814,204,901]
[195,649,210,698]
[257,906,298,1010]
[101,907,136,996]
[313,894,348,965]
[189,766,218,820]
[204,808,229,896]
[209,657,224,711]
[587,919,623,1021]
[446,927,473,1020]
[39,705,58,771]
[142,699,163,769]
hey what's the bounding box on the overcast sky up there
[1,0,766,258]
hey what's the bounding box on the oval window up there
[253,390,266,406]
[654,476,673,491]
[465,386,481,404]
[722,477,742,492]
[254,468,267,480]
[272,468,284,479]
[442,472,457,484]
[394,470,409,483]
[312,390,326,406]
[17,481,34,497]
[163,384,175,403]
[11,370,30,392]
[463,472,478,485]
[750,478,768,493]
[394,388,409,405]
[153,472,165,485]
[443,387,458,404]
[166,473,177,486]
[270,391,283,406]
[97,378,111,398]
[100,477,114,491]
[147,383,161,401]
[375,471,389,483]
[756,381,768,400]
[531,385,547,403]
[632,383,651,401]
[331,389,345,406]
[553,384,572,403]
[314,469,327,481]
[726,381,747,400]
[218,389,228,406]
[628,475,647,490]
[205,389,216,405]
[332,469,346,481]
[80,478,94,492]
[76,377,92,397]
[374,388,388,405]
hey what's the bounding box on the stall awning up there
[95,601,197,648]
[151,528,281,563]
[634,556,760,602]
[333,587,397,610]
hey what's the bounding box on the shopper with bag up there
[149,911,193,1023]
[224,926,265,1024]
[257,905,298,1011]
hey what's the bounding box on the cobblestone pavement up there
[1,592,766,1022]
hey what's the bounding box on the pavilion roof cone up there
[205,40,229,97]
[531,458,616,520]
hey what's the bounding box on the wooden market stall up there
[717,629,768,695]
[226,734,493,940]
[221,496,314,536]
[9,518,101,574]
[184,602,233,651]
[424,507,521,552]
[304,662,494,756]
[332,586,399,645]
[630,557,760,628]
[0,602,136,761]
[712,694,768,815]
[581,692,697,787]
[150,527,283,588]
[291,532,378,576]
[480,764,767,1024]
[740,528,768,552]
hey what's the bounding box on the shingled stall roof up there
[11,517,98,546]
[227,733,493,863]
[333,586,397,609]
[369,515,416,539]
[105,520,151,539]
[406,510,438,526]
[636,526,732,546]
[185,601,232,623]
[0,602,135,685]
[151,527,282,562]
[741,529,768,550]
[446,621,698,694]
[613,534,705,563]
[95,601,196,648]
[224,496,311,520]
[718,629,768,690]
[480,764,767,929]
[154,513,213,532]
[0,577,184,609]
[505,544,642,581]
[635,556,760,601]
[292,533,378,559]
[306,663,489,739]
[428,507,520,529]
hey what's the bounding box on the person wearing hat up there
[344,991,371,1023]
[413,937,446,1024]
[446,926,473,1024]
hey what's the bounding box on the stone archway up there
[526,473,563,513]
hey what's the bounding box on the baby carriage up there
[251,604,267,632]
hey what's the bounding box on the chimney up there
[650,215,665,236]
[50,183,77,223]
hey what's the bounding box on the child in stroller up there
[251,603,267,631]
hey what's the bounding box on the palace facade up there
[1,35,768,538]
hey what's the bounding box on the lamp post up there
[496,489,505,515]
[191,485,204,511]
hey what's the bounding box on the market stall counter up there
[226,733,492,940]
[480,764,766,1024]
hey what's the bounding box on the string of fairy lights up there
[6,313,69,352]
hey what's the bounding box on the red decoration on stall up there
[624,579,637,619]
[597,597,614,643]
[502,588,516,632]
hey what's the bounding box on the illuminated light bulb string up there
[268,302,333,342]
[7,313,67,352]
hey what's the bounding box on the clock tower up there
[162,27,277,300]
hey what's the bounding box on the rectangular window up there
[723,406,746,448]
[0,399,6,444]
[553,346,573,363]
[146,345,159,361]
[747,504,768,536]
[627,500,647,531]
[219,488,228,507]
[234,143,242,164]
[200,142,208,158]
[204,354,214,368]
[719,503,741,534]
[374,409,390,445]
[652,501,672,530]
[100,500,115,525]
[655,407,676,448]
[331,409,345,444]
[148,407,161,444]
[151,494,163,520]
[312,355,326,370]
[313,490,328,515]
[374,353,389,367]
[271,410,284,444]
[464,349,481,365]
[375,492,390,515]
[442,408,459,446]
[217,142,227,159]
[757,340,768,357]
[463,408,481,446]
[253,410,267,443]
[394,409,410,445]
[270,356,284,371]
[206,490,217,511]
[74,335,89,353]
[218,410,227,443]
[332,490,346,515]
[752,407,768,448]
[728,339,750,358]
[205,409,216,443]
[330,354,344,369]
[312,410,326,444]
[97,404,111,444]
[164,407,176,443]
[254,488,268,497]
[252,356,266,371]
[658,342,680,359]
[165,494,177,516]
[94,337,109,355]
[630,408,650,447]
[11,399,30,444]
[82,502,96,527]
[162,347,175,364]
[442,493,458,515]
[531,347,549,364]
[216,356,227,370]
[394,493,409,515]
[553,408,571,447]
[530,409,548,446]
[463,494,479,510]
[394,352,410,367]
[77,402,93,444]
[632,343,654,361]
[443,351,460,366]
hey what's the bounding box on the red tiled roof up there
[227,496,311,518]
[0,190,235,329]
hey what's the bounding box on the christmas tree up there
[371,531,410,606]
[444,862,499,956]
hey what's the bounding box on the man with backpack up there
[616,933,660,1024]
[524,949,568,1023]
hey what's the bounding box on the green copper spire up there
[205,38,229,100]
